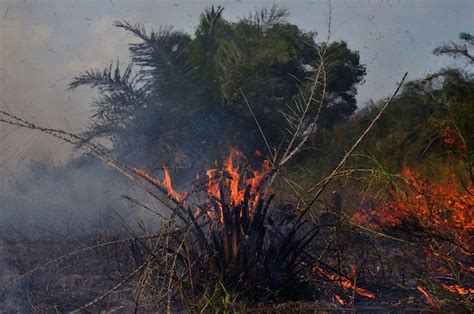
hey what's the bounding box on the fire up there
[131,166,185,202]
[440,124,466,152]
[417,286,438,308]
[442,284,474,295]
[314,266,376,300]
[352,167,474,243]
[162,166,186,202]
[334,294,345,305]
[205,148,271,221]
[132,149,271,221]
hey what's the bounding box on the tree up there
[304,32,474,184]
[433,32,474,64]
[189,6,365,145]
[70,6,366,174]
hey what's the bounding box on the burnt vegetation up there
[1,5,473,312]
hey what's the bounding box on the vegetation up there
[70,6,365,173]
[0,5,473,313]
[295,33,473,189]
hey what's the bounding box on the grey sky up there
[0,0,473,174]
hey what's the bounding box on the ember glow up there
[417,286,438,308]
[334,294,345,305]
[440,124,466,152]
[314,266,376,300]
[131,166,161,187]
[442,284,474,295]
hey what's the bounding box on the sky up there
[0,0,473,174]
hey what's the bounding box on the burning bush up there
[134,149,319,308]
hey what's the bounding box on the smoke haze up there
[0,0,472,226]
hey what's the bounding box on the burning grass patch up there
[350,167,473,311]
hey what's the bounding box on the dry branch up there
[296,72,408,220]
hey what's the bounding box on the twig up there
[297,72,408,220]
[71,259,150,313]
[240,90,274,162]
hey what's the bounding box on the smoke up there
[0,257,22,312]
[0,158,161,309]
[2,160,138,229]
[0,3,151,229]
[0,6,132,171]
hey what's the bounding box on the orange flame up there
[417,286,439,308]
[334,294,345,305]
[205,149,271,222]
[225,149,244,206]
[132,149,270,218]
[442,284,474,295]
[353,167,474,246]
[162,166,186,202]
[131,166,185,202]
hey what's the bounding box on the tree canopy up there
[70,6,365,174]
[296,32,474,187]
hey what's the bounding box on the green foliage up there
[320,41,366,127]
[188,6,365,146]
[296,36,474,187]
[196,281,235,313]
[433,32,474,64]
[70,6,365,171]
[356,68,473,176]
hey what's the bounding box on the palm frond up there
[114,20,195,92]
[69,60,137,92]
[244,5,289,31]
[69,60,147,143]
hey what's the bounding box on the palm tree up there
[70,19,220,174]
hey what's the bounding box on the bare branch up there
[297,72,408,220]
